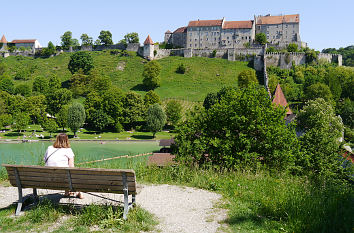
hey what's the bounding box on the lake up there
[0,141,160,168]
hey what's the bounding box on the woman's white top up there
[44,146,75,167]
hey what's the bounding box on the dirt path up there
[0,184,227,233]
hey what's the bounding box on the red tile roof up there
[11,39,37,43]
[1,35,7,43]
[223,20,253,29]
[143,35,154,45]
[165,30,172,34]
[173,26,187,33]
[257,14,299,25]
[188,19,224,27]
[272,84,292,115]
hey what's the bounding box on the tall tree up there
[124,92,145,129]
[46,88,72,115]
[142,60,161,90]
[68,51,94,74]
[238,69,258,88]
[67,102,86,137]
[33,76,49,94]
[56,105,69,131]
[80,33,93,46]
[60,31,73,50]
[146,103,166,138]
[165,100,182,127]
[144,90,161,107]
[98,30,113,45]
[13,112,30,133]
[120,32,139,45]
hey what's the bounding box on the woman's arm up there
[68,157,75,167]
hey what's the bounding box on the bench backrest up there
[2,164,136,194]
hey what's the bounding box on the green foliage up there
[120,32,139,46]
[174,85,299,170]
[69,69,88,97]
[0,62,7,76]
[67,102,86,137]
[80,33,93,46]
[255,33,267,45]
[68,51,94,75]
[123,92,145,129]
[176,63,186,74]
[0,114,12,129]
[24,95,46,124]
[142,60,161,90]
[41,41,56,57]
[322,45,354,66]
[46,88,72,115]
[60,31,73,50]
[146,103,166,137]
[266,46,277,53]
[165,100,182,127]
[237,69,258,88]
[287,43,298,52]
[14,83,32,97]
[203,92,218,110]
[297,98,345,176]
[42,118,58,137]
[98,30,113,45]
[305,83,333,102]
[338,98,353,128]
[144,90,160,106]
[211,50,217,58]
[13,112,30,132]
[305,48,318,64]
[268,74,279,94]
[88,72,112,94]
[56,105,69,131]
[48,75,61,89]
[33,76,49,94]
[0,76,14,94]
[89,109,112,132]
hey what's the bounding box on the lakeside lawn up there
[0,124,175,140]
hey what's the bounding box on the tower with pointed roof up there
[0,35,7,51]
[143,35,155,60]
[272,84,292,116]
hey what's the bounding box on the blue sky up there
[1,0,353,51]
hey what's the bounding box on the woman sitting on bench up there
[44,133,83,199]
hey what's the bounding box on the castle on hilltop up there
[164,14,306,49]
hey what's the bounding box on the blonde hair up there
[53,133,71,148]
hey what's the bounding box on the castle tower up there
[143,35,154,60]
[272,84,292,116]
[0,35,7,50]
[164,30,172,44]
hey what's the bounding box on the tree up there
[13,112,30,133]
[88,109,111,132]
[88,72,112,93]
[14,83,32,97]
[48,75,61,89]
[0,62,7,76]
[0,113,12,129]
[305,83,332,102]
[70,70,88,97]
[165,100,182,127]
[287,43,298,52]
[144,90,160,106]
[146,104,166,137]
[176,64,186,74]
[101,87,125,125]
[174,85,300,170]
[203,92,218,110]
[0,77,14,94]
[296,98,344,176]
[60,31,73,50]
[56,105,69,131]
[33,76,49,94]
[80,33,93,46]
[142,60,161,90]
[71,38,80,47]
[120,32,139,46]
[46,88,72,115]
[255,33,267,45]
[67,102,86,137]
[24,95,46,124]
[238,69,258,88]
[98,30,113,45]
[68,51,94,75]
[42,118,58,137]
[124,92,145,129]
[42,41,56,57]
[338,98,353,128]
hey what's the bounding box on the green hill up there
[1,51,253,101]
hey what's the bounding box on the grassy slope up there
[3,51,252,102]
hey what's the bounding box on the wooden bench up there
[2,164,137,219]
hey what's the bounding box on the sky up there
[1,0,353,51]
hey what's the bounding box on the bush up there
[211,50,216,58]
[68,51,94,75]
[238,69,258,88]
[176,64,186,74]
[287,43,298,52]
[142,60,161,90]
[255,33,267,45]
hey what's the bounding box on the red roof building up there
[188,19,224,27]
[223,20,253,29]
[256,14,299,25]
[144,35,154,45]
[272,84,292,115]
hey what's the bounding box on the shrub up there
[255,33,267,45]
[68,51,94,75]
[211,50,217,58]
[238,69,258,88]
[176,64,186,74]
[142,60,161,90]
[287,43,298,52]
[146,103,166,138]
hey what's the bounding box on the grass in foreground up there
[0,198,157,233]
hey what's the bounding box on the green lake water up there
[0,141,160,168]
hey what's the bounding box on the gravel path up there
[0,184,227,233]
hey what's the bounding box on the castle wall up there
[126,43,140,52]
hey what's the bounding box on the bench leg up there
[132,194,136,206]
[123,189,129,220]
[15,187,23,216]
[33,188,39,203]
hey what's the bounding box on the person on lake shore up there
[44,133,83,199]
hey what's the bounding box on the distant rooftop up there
[144,35,154,45]
[272,84,292,115]
[188,19,224,27]
[256,14,299,25]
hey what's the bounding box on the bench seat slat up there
[8,176,69,183]
[70,174,135,182]
[69,170,135,177]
